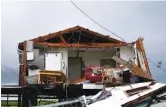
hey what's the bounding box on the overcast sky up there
[1,1,166,82]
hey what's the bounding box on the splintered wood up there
[111,56,153,80]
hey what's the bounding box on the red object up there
[84,66,103,83]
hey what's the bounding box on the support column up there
[23,41,27,85]
[22,92,29,107]
[18,94,22,107]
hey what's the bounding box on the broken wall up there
[120,45,147,72]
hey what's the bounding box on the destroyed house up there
[18,26,153,86]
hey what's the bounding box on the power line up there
[147,58,166,72]
[70,0,166,73]
[71,0,124,41]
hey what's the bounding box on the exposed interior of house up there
[18,26,153,86]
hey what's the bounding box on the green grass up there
[1,100,18,107]
[38,99,58,105]
[1,99,58,107]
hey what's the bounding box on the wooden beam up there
[78,26,125,44]
[31,26,82,42]
[21,26,125,44]
[136,38,151,76]
[59,33,67,44]
[23,41,27,85]
[19,65,24,86]
[34,42,127,48]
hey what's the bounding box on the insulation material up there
[45,53,62,71]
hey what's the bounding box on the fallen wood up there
[111,56,153,80]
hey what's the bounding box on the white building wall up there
[68,49,116,67]
[29,47,142,76]
[120,46,136,64]
[29,49,45,70]
[27,44,148,78]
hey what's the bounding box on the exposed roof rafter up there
[18,26,128,49]
[31,26,82,42]
[29,26,125,43]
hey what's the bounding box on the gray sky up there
[1,1,166,82]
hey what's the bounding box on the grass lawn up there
[1,100,18,107]
[1,99,58,107]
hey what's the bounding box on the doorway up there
[68,57,82,82]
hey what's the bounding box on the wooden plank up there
[78,26,125,44]
[23,41,27,85]
[19,26,125,47]
[71,78,86,84]
[59,33,67,44]
[34,42,127,48]
[111,56,153,80]
[19,65,24,86]
[39,70,67,83]
[136,37,151,76]
[40,73,61,76]
[31,26,82,42]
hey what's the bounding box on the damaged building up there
[18,26,153,86]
